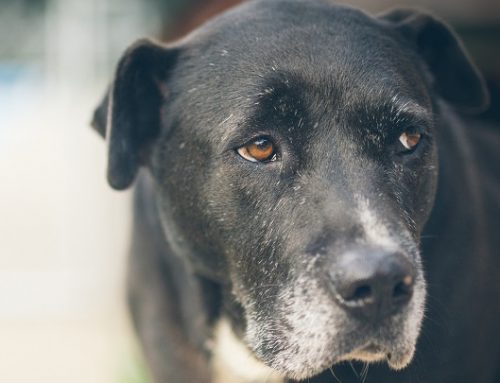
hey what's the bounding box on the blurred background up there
[0,0,499,382]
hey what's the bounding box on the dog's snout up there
[330,248,415,321]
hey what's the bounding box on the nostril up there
[393,281,409,298]
[335,281,375,307]
[392,275,414,300]
[346,284,373,302]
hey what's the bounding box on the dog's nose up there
[330,247,415,321]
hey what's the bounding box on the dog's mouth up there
[250,324,418,380]
[338,342,387,365]
[339,341,411,369]
[249,318,420,380]
[360,343,384,353]
[350,342,384,361]
[311,335,416,379]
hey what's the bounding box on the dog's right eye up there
[237,138,277,163]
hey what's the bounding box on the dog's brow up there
[246,72,309,128]
[390,97,431,125]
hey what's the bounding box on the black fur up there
[92,1,500,382]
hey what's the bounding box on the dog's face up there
[92,0,488,380]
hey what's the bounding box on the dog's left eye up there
[237,138,277,162]
[398,128,422,152]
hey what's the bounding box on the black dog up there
[92,1,500,381]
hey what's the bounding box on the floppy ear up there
[91,39,179,190]
[380,9,489,113]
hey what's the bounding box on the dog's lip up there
[260,335,414,380]
[338,340,414,371]
[339,341,388,361]
[358,342,385,354]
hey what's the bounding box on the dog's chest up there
[212,319,284,383]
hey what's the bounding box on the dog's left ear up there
[91,39,179,190]
[380,9,489,113]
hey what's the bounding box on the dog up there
[91,0,500,381]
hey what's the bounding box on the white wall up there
[0,0,160,381]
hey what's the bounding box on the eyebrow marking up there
[389,94,431,125]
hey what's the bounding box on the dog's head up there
[92,0,488,379]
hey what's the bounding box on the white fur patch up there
[244,255,341,380]
[356,196,398,250]
[212,319,284,383]
[274,276,339,378]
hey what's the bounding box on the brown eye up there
[399,130,422,151]
[237,138,277,162]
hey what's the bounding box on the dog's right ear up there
[91,39,179,190]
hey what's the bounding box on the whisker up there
[360,362,369,383]
[254,284,283,289]
[349,362,359,378]
[419,234,438,240]
[329,367,343,383]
